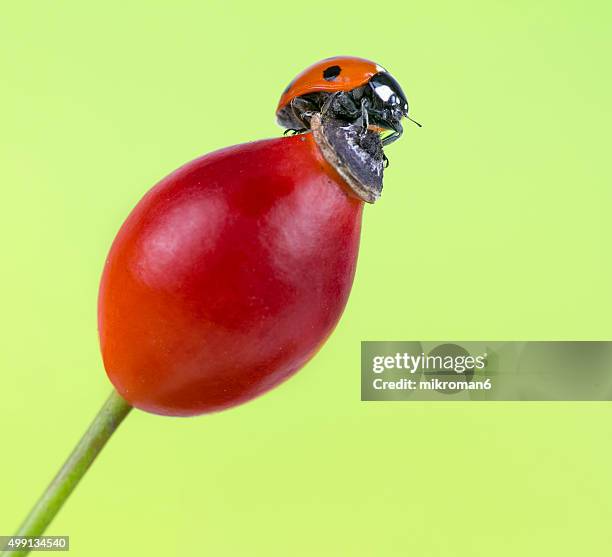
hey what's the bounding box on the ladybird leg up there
[320,91,344,116]
[323,92,368,139]
[379,116,404,146]
[382,152,390,168]
[335,93,362,121]
[356,98,370,135]
[381,129,403,146]
[299,110,316,121]
[290,97,316,130]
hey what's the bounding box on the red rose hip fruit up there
[98,117,384,416]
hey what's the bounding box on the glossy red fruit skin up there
[98,132,364,416]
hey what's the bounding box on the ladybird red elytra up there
[276,56,418,146]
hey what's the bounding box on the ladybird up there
[276,56,418,146]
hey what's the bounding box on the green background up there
[1,1,611,555]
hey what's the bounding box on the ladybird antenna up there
[406,115,422,128]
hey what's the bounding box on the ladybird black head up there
[369,72,409,116]
[323,65,342,81]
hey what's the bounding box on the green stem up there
[2,390,132,557]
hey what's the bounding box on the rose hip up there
[98,124,374,416]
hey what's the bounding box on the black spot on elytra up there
[323,65,341,81]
